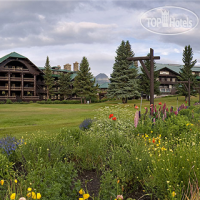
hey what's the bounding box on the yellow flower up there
[37,193,41,199]
[27,193,31,197]
[117,180,120,184]
[10,193,16,200]
[32,192,37,199]
[27,187,32,191]
[79,189,84,195]
[79,198,84,200]
[0,180,4,185]
[151,131,153,133]
[25,142,27,145]
[83,194,90,199]
[14,179,17,183]
[172,191,176,197]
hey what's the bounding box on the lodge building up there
[0,52,78,101]
[1,52,200,101]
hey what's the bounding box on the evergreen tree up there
[139,53,160,100]
[44,56,54,99]
[73,57,98,104]
[176,45,197,99]
[59,72,72,100]
[107,40,139,103]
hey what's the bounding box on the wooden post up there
[8,72,11,96]
[188,78,190,106]
[127,48,160,106]
[21,73,24,99]
[34,74,36,96]
[150,48,154,106]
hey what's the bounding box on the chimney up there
[134,61,138,68]
[64,63,71,71]
[57,65,61,69]
[73,61,79,71]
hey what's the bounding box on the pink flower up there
[135,106,139,109]
[117,195,123,199]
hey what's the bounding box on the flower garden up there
[1,102,200,200]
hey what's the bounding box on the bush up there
[6,99,12,104]
[79,118,93,130]
[0,101,5,104]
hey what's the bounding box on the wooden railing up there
[24,78,34,82]
[22,96,39,100]
[0,77,8,80]
[0,96,16,100]
[2,68,29,72]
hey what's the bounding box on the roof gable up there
[0,52,27,63]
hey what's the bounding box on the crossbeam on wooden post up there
[127,48,160,106]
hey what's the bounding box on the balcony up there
[22,96,39,100]
[11,87,22,91]
[2,68,29,72]
[24,87,34,91]
[160,88,171,93]
[0,77,8,81]
[24,78,34,82]
[11,77,21,81]
[0,96,16,100]
[0,86,8,90]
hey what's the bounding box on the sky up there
[0,0,199,77]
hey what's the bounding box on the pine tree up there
[107,40,139,103]
[139,53,160,100]
[44,56,54,100]
[73,57,98,103]
[176,45,197,99]
[59,72,72,100]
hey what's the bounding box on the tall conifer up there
[176,45,197,99]
[107,40,139,103]
[44,56,54,99]
[59,73,72,100]
[73,57,98,103]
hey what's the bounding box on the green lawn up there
[0,95,199,138]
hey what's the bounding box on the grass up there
[0,95,199,138]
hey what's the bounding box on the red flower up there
[158,102,162,105]
[186,101,187,104]
[150,104,153,107]
[112,117,117,121]
[109,114,114,118]
[135,106,139,109]
[152,138,155,143]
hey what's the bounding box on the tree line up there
[43,41,197,104]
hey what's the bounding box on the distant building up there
[136,63,200,95]
[95,73,109,99]
[0,52,78,101]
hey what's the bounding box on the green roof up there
[0,52,27,63]
[137,63,200,74]
[99,82,109,89]
[70,73,77,80]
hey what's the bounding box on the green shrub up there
[6,99,12,104]
[0,101,5,104]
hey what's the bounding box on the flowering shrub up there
[79,118,93,130]
[0,135,23,156]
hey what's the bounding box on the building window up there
[192,72,195,75]
[167,78,170,81]
[172,78,176,82]
[169,85,172,88]
[161,78,165,81]
[160,71,169,75]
